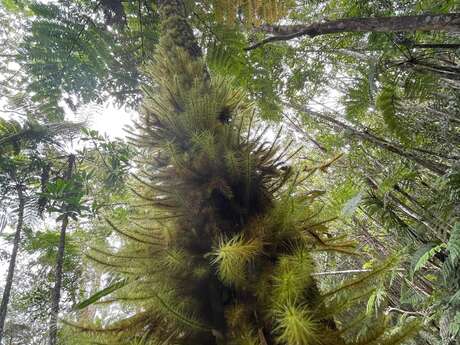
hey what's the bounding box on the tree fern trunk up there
[155,2,227,342]
[0,185,25,344]
[48,154,75,345]
[157,0,203,59]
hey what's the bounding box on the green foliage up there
[24,230,79,264]
[6,229,85,340]
[1,0,25,12]
[450,312,460,340]
[211,234,262,286]
[273,302,319,345]
[344,75,372,123]
[193,9,287,120]
[366,287,386,316]
[43,176,87,220]
[0,118,82,155]
[209,0,293,27]
[11,0,159,119]
[375,86,406,142]
[69,3,419,345]
[410,243,446,278]
[2,1,459,345]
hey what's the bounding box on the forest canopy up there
[0,1,459,345]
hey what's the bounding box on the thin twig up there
[312,268,405,276]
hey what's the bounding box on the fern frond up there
[410,242,446,278]
[65,312,151,333]
[211,234,263,286]
[105,218,162,245]
[153,292,211,332]
[323,255,399,298]
[379,320,421,345]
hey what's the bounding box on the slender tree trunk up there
[0,186,25,344]
[411,43,460,49]
[48,216,69,345]
[287,102,449,176]
[247,13,460,50]
[48,154,75,345]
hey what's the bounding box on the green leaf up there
[74,279,128,310]
[410,242,446,278]
[366,289,377,315]
[1,0,24,12]
[366,287,386,316]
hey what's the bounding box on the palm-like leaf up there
[0,118,83,155]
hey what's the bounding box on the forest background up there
[0,0,459,344]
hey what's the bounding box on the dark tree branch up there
[285,102,449,176]
[412,43,460,49]
[246,13,460,50]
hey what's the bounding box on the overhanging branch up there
[246,13,460,50]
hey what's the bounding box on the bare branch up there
[246,14,460,50]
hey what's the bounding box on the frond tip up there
[272,246,315,304]
[211,234,263,286]
[273,302,319,345]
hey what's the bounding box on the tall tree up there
[0,119,80,343]
[0,127,135,345]
[69,1,418,344]
[48,154,76,345]
[0,175,25,343]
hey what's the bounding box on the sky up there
[68,102,137,139]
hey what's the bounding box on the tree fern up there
[71,2,419,344]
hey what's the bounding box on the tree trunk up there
[48,154,75,345]
[48,216,69,345]
[287,102,449,176]
[0,186,25,344]
[246,13,460,50]
[157,0,203,59]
